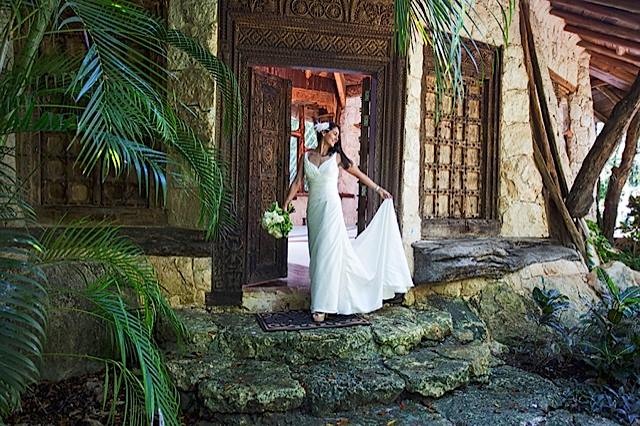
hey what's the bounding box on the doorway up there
[208,0,406,306]
[244,66,372,291]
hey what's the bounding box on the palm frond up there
[38,220,186,337]
[0,146,46,420]
[394,0,514,114]
[164,29,242,135]
[84,276,180,426]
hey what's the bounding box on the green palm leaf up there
[83,276,180,426]
[39,220,186,336]
[394,0,514,112]
[0,148,47,420]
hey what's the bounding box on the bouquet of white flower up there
[261,202,295,239]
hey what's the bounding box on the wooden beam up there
[566,73,640,217]
[591,55,637,85]
[566,25,640,57]
[550,0,640,30]
[595,84,622,104]
[578,40,640,68]
[581,0,640,14]
[590,53,640,76]
[590,78,609,88]
[549,68,577,93]
[551,9,640,45]
[334,72,346,109]
[589,66,632,91]
[593,106,608,122]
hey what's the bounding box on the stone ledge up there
[412,238,581,284]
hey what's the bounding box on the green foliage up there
[532,283,570,334]
[586,219,619,264]
[530,270,640,424]
[393,0,514,118]
[1,0,241,423]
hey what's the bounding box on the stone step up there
[167,357,305,414]
[172,305,458,363]
[292,356,406,416]
[384,341,492,398]
[167,340,494,418]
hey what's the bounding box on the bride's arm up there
[284,156,304,208]
[340,155,392,199]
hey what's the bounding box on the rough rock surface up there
[293,357,405,415]
[198,361,305,414]
[431,366,621,425]
[413,238,580,283]
[164,303,621,426]
[471,282,542,345]
[368,306,452,356]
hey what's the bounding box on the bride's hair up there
[315,121,353,169]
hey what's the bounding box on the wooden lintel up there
[334,72,346,109]
[578,40,640,68]
[580,0,640,15]
[549,68,577,93]
[551,9,640,45]
[566,25,640,57]
[550,0,640,31]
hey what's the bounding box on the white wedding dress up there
[304,152,414,315]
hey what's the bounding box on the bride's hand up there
[377,187,392,199]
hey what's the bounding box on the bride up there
[283,121,413,322]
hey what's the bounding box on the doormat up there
[255,310,370,332]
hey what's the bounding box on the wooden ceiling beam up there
[551,9,640,44]
[580,0,640,14]
[593,105,608,123]
[566,26,640,57]
[591,55,638,83]
[595,84,622,104]
[590,53,640,76]
[550,0,640,31]
[589,66,632,91]
[578,41,640,68]
[590,77,609,88]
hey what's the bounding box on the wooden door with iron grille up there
[246,70,292,284]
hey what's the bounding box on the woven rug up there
[255,310,370,332]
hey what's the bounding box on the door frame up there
[208,0,407,306]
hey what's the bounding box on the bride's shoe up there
[312,312,326,323]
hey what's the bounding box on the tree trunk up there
[602,111,640,241]
[566,73,640,218]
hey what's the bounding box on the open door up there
[357,76,372,234]
[246,70,292,284]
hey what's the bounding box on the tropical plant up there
[1,0,241,423]
[393,0,515,109]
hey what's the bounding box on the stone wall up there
[400,0,597,252]
[407,258,598,344]
[166,0,220,228]
[149,256,212,307]
[529,0,596,185]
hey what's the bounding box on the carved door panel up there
[247,70,291,284]
[357,76,372,234]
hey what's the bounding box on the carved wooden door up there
[357,76,372,234]
[247,70,292,284]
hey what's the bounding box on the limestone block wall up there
[149,256,212,307]
[166,0,220,228]
[401,0,597,256]
[529,0,596,185]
